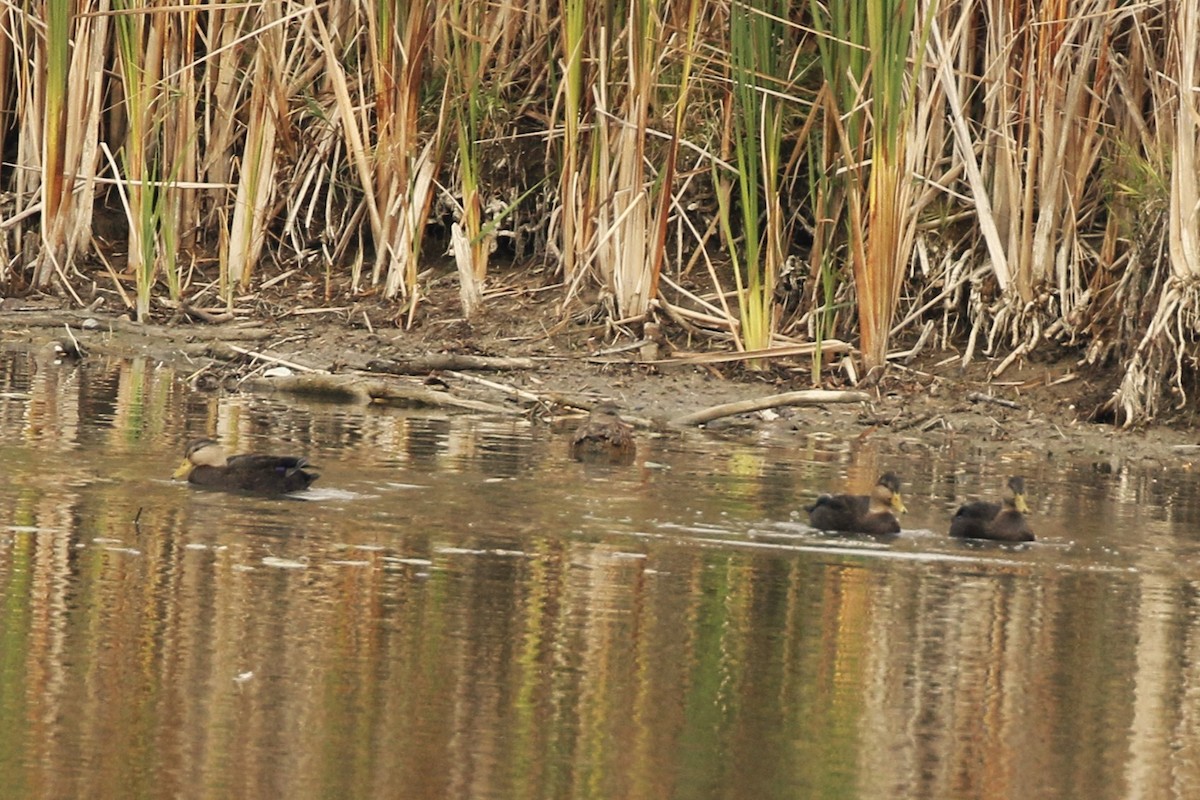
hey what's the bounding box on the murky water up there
[2,348,1200,799]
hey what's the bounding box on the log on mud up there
[244,373,521,414]
[670,390,872,427]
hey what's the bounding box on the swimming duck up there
[570,401,636,464]
[807,472,906,535]
[36,338,84,365]
[949,475,1035,542]
[173,438,318,494]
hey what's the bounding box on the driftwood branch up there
[245,373,520,414]
[2,311,276,344]
[364,354,536,374]
[670,389,871,427]
[225,343,326,373]
[442,370,543,404]
[966,391,1022,410]
[180,303,236,324]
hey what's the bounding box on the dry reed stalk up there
[0,8,12,153]
[973,2,1114,314]
[56,1,111,280]
[714,0,796,362]
[928,17,1008,290]
[611,133,651,317]
[313,2,439,308]
[162,4,198,260]
[1165,2,1200,285]
[809,2,869,368]
[314,11,381,284]
[859,0,931,370]
[584,30,616,306]
[8,8,40,207]
[1112,1,1200,423]
[875,11,955,359]
[810,0,926,370]
[111,0,159,319]
[33,0,73,288]
[803,90,847,380]
[372,2,442,306]
[0,0,1193,423]
[609,0,657,319]
[226,3,284,299]
[644,0,703,318]
[200,4,246,218]
[556,0,590,284]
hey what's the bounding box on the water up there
[1,349,1199,799]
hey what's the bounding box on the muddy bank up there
[2,290,1197,471]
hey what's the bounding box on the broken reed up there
[3,1,1199,421]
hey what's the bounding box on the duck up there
[173,438,318,494]
[570,401,636,464]
[949,475,1035,542]
[807,472,906,535]
[36,338,84,365]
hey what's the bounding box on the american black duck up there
[949,475,1034,542]
[570,402,636,464]
[36,338,84,365]
[807,472,906,535]
[173,438,318,495]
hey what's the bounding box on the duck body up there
[807,473,906,535]
[174,439,318,495]
[949,476,1034,542]
[571,402,636,464]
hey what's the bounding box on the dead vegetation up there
[1,1,1198,424]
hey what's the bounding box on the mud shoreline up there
[2,289,1197,472]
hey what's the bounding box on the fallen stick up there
[226,343,327,374]
[966,391,1021,409]
[588,338,652,358]
[886,321,934,363]
[180,303,235,324]
[364,354,536,374]
[990,342,1029,380]
[670,389,871,427]
[442,370,543,404]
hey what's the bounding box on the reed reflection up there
[1,351,1200,799]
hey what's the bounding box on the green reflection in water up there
[2,351,1200,799]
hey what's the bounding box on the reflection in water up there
[1,350,1200,798]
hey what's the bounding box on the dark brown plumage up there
[807,472,907,535]
[949,475,1034,542]
[173,438,318,495]
[41,339,84,362]
[570,402,636,465]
